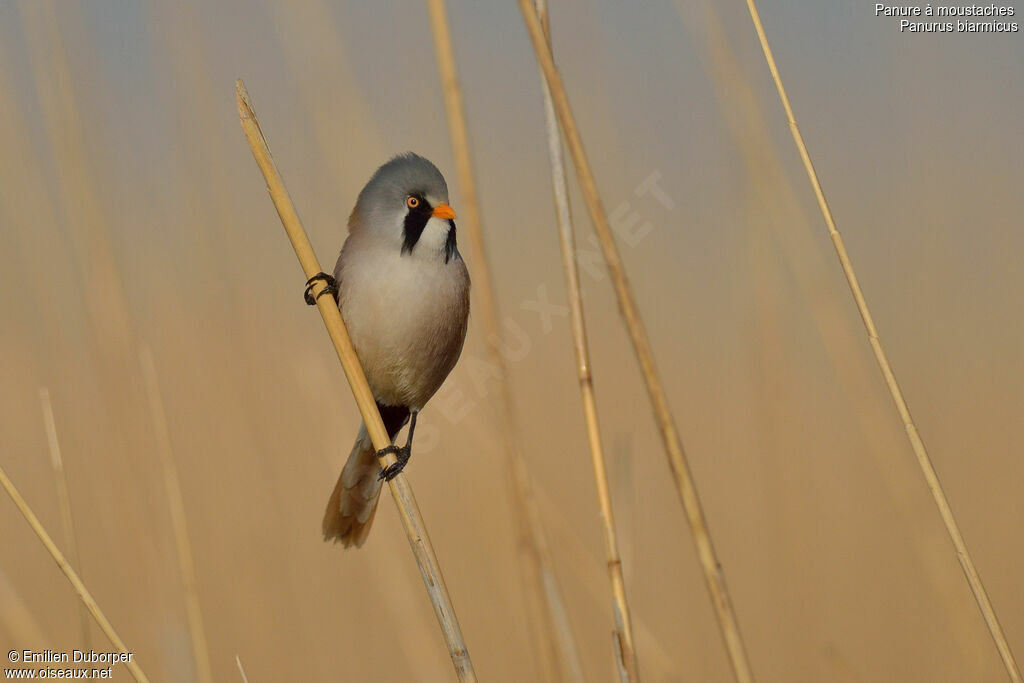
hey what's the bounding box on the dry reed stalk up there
[236,80,475,682]
[535,489,683,681]
[680,0,980,659]
[139,347,214,683]
[0,465,150,682]
[360,534,455,675]
[235,654,250,683]
[424,1,583,681]
[532,0,638,680]
[516,3,756,681]
[741,4,1021,680]
[38,387,91,649]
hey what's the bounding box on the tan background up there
[1,0,1021,681]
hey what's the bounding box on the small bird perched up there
[322,153,470,548]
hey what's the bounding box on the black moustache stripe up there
[402,203,459,263]
[444,219,457,263]
[402,205,432,254]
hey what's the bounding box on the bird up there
[322,153,470,548]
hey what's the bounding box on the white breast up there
[335,233,470,410]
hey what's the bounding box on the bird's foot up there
[376,444,412,481]
[304,272,339,305]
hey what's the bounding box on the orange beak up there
[432,203,457,220]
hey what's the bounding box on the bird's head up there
[349,153,459,263]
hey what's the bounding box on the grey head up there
[349,153,459,263]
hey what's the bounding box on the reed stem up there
[533,0,638,680]
[741,2,1021,680]
[516,2,756,681]
[425,2,583,680]
[235,654,250,683]
[236,79,476,682]
[0,464,150,682]
[38,387,91,649]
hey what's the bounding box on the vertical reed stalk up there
[741,3,1021,680]
[139,347,214,683]
[38,387,91,649]
[0,465,150,683]
[535,488,683,681]
[516,3,756,681]
[425,2,583,680]
[533,0,638,680]
[236,80,476,682]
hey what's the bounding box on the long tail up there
[323,424,383,547]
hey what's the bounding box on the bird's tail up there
[323,424,383,548]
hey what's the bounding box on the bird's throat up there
[403,215,457,263]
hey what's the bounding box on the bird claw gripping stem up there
[376,444,412,481]
[303,272,338,305]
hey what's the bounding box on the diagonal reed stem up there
[0,464,151,683]
[532,0,639,680]
[741,3,1021,680]
[236,79,476,682]
[38,387,91,650]
[425,1,584,681]
[235,654,250,683]
[139,347,214,683]
[516,2,756,681]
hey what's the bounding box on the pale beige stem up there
[0,465,150,683]
[516,2,756,681]
[139,347,214,683]
[536,489,682,681]
[235,654,250,683]
[679,0,978,660]
[533,0,638,680]
[425,2,582,681]
[742,2,1021,680]
[236,80,475,682]
[38,387,91,649]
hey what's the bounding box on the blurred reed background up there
[1,0,1021,681]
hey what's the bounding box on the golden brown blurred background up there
[1,0,1022,681]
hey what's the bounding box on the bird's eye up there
[406,196,420,209]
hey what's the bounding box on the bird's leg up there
[377,411,418,481]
